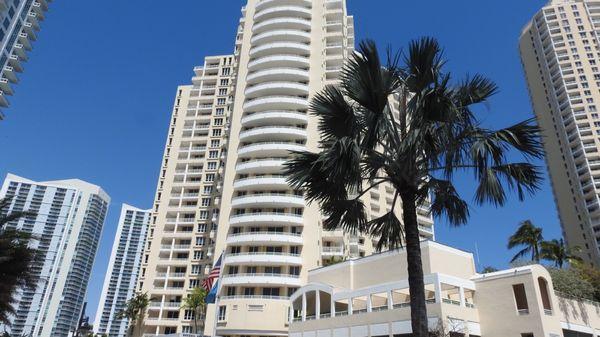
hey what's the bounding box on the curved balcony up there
[229,212,304,226]
[221,273,302,286]
[247,67,309,83]
[243,95,308,112]
[224,252,303,266]
[242,110,308,127]
[239,125,307,142]
[251,29,311,46]
[231,194,305,207]
[255,0,312,12]
[248,54,309,72]
[254,6,311,22]
[233,175,289,189]
[249,42,310,58]
[238,141,306,157]
[235,158,286,173]
[245,82,308,98]
[252,17,311,34]
[226,231,303,245]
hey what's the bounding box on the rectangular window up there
[207,162,217,170]
[212,129,222,137]
[209,150,219,158]
[512,284,529,314]
[218,306,227,321]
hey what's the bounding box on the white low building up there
[289,241,600,337]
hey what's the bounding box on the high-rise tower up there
[140,1,434,336]
[94,204,151,337]
[520,0,600,265]
[0,173,109,337]
[0,0,52,117]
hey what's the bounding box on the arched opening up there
[538,277,552,314]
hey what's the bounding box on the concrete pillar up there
[387,290,393,310]
[302,292,307,321]
[367,294,372,312]
[459,287,465,307]
[348,297,353,315]
[331,298,336,317]
[316,291,321,319]
[289,305,293,324]
[434,279,442,304]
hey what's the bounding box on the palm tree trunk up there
[400,190,428,337]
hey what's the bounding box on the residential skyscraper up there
[0,0,51,116]
[520,0,600,265]
[94,204,151,337]
[140,1,434,336]
[0,173,110,337]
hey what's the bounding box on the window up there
[512,284,529,315]
[196,237,205,246]
[184,310,194,320]
[199,211,209,220]
[222,68,231,75]
[214,118,223,126]
[203,186,213,194]
[217,98,226,105]
[538,277,552,314]
[218,88,228,96]
[220,79,229,86]
[263,287,280,296]
[216,108,225,116]
[189,279,199,288]
[191,264,202,275]
[207,162,217,170]
[205,174,215,182]
[218,306,227,321]
[193,251,203,260]
[201,198,211,207]
[212,129,222,137]
[210,140,220,148]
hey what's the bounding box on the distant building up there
[0,0,52,116]
[289,241,600,337]
[520,0,600,265]
[0,173,110,337]
[94,204,151,337]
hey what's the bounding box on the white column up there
[316,291,321,319]
[331,298,336,317]
[348,297,353,314]
[302,292,307,321]
[459,287,465,307]
[387,290,393,310]
[289,305,293,324]
[367,294,372,312]
[434,277,442,304]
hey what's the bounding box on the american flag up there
[202,254,222,291]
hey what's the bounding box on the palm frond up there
[367,211,404,251]
[427,178,469,226]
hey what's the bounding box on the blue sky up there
[0,0,554,321]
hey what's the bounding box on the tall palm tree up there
[117,292,150,337]
[541,238,581,268]
[284,38,543,337]
[181,287,207,335]
[508,220,544,263]
[0,197,36,325]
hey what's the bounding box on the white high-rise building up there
[0,173,110,337]
[94,204,151,337]
[139,1,434,336]
[520,0,600,266]
[0,0,52,116]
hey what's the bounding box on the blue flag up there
[206,279,219,304]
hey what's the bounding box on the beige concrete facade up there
[520,0,600,266]
[140,1,435,336]
[290,241,600,337]
[138,54,237,336]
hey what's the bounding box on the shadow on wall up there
[557,295,600,327]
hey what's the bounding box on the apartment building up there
[520,0,600,266]
[0,0,51,116]
[137,54,237,336]
[94,204,151,337]
[289,241,599,337]
[140,1,434,336]
[0,173,110,337]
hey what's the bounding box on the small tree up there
[181,287,207,334]
[0,198,36,326]
[508,220,544,263]
[540,239,581,268]
[117,292,149,337]
[573,263,600,301]
[548,267,595,301]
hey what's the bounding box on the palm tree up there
[508,220,544,263]
[541,238,581,268]
[284,38,543,337]
[0,198,36,325]
[117,292,150,337]
[181,287,207,335]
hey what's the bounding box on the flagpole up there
[211,251,226,337]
